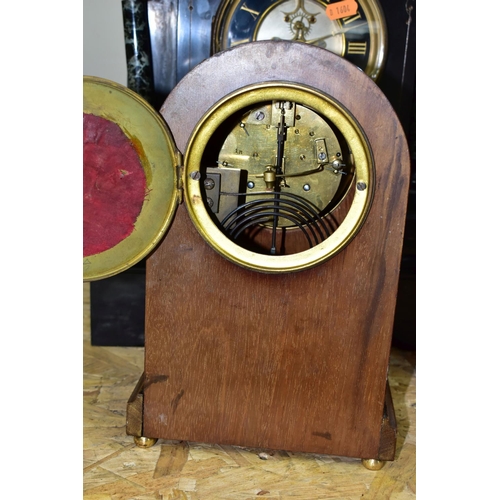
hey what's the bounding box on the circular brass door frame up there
[83,76,179,281]
[183,82,374,274]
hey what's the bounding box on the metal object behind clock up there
[147,0,222,102]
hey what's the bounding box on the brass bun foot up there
[134,436,158,448]
[362,458,386,471]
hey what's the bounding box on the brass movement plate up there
[83,76,179,281]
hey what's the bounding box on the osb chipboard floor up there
[83,283,416,499]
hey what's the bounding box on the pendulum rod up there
[271,103,287,254]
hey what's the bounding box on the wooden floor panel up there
[83,283,416,499]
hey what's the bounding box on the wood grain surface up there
[144,42,410,460]
[84,283,416,499]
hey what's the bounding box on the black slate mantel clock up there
[212,0,387,81]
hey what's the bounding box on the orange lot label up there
[326,0,358,20]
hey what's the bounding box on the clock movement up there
[84,40,409,468]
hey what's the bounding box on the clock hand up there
[271,32,338,47]
[305,21,369,46]
[305,33,334,45]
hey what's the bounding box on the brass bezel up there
[212,0,387,81]
[183,82,374,274]
[358,0,387,80]
[83,76,179,281]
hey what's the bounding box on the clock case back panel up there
[135,42,409,460]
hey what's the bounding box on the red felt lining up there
[83,113,147,257]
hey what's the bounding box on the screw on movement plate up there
[204,178,215,190]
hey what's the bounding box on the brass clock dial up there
[212,0,387,80]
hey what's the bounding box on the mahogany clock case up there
[117,41,410,462]
[89,0,415,349]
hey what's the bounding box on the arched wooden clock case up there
[83,41,410,466]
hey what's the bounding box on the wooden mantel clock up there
[83,41,409,470]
